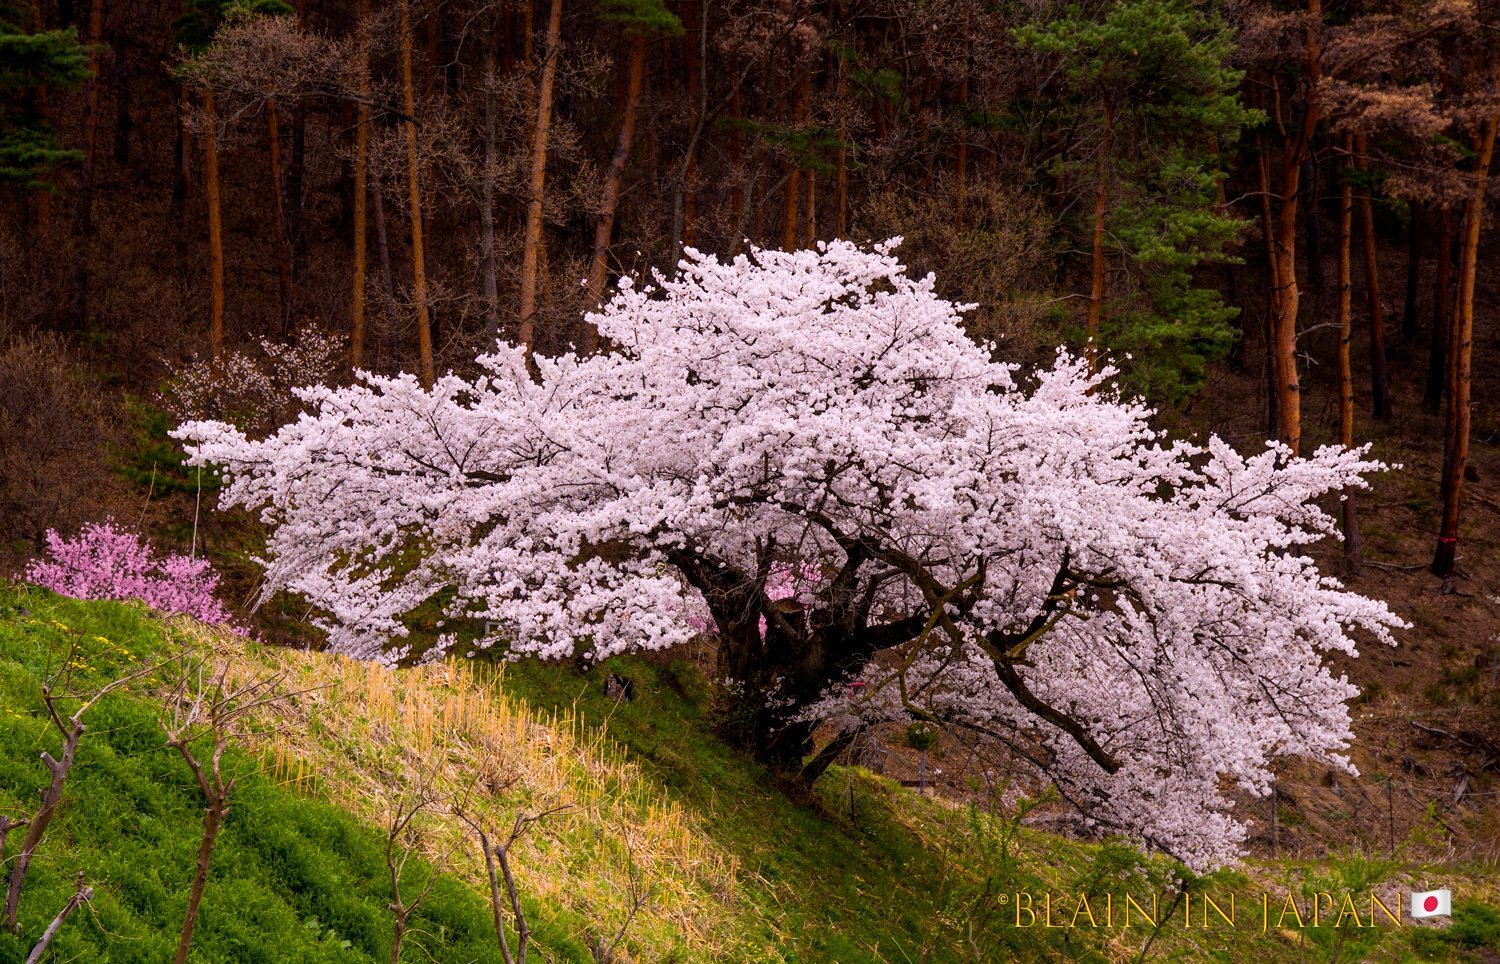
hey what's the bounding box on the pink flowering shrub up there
[25,521,236,627]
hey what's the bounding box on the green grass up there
[1,585,1498,962]
[0,590,575,964]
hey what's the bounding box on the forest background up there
[3,0,1500,868]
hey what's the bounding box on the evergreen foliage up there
[1017,0,1258,401]
[0,5,89,188]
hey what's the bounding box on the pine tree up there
[0,5,90,189]
[1017,0,1255,403]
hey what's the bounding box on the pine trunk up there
[1337,142,1361,574]
[1271,155,1303,455]
[267,99,294,336]
[802,169,815,245]
[1256,138,1281,439]
[1301,155,1323,297]
[517,0,564,365]
[1355,136,1391,421]
[351,0,371,368]
[729,82,745,239]
[780,68,810,253]
[1423,206,1453,414]
[78,0,103,237]
[1086,112,1112,374]
[584,30,648,352]
[480,24,501,343]
[1402,204,1422,341]
[398,0,435,387]
[1432,114,1498,579]
[205,91,225,359]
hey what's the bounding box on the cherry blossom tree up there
[178,240,1403,870]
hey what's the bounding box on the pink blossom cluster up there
[25,521,236,627]
[162,328,345,435]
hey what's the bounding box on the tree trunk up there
[78,0,104,237]
[480,22,501,344]
[1267,2,1322,457]
[113,36,131,167]
[1256,138,1280,440]
[672,0,704,257]
[1301,154,1323,297]
[1336,141,1361,574]
[729,81,745,241]
[802,169,815,245]
[1085,107,1113,374]
[205,90,225,359]
[398,0,435,388]
[780,168,800,252]
[174,86,191,230]
[1355,135,1391,421]
[582,31,648,352]
[288,102,306,277]
[267,98,294,336]
[351,0,371,369]
[371,163,399,371]
[4,724,82,931]
[1271,153,1304,455]
[779,68,810,254]
[1402,204,1422,342]
[1423,206,1453,414]
[174,805,224,964]
[517,0,564,366]
[1432,113,1498,579]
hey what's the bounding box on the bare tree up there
[591,833,652,964]
[23,872,93,964]
[0,814,29,874]
[4,643,173,931]
[384,790,441,964]
[160,665,287,964]
[455,793,570,964]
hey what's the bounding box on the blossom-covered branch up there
[178,240,1403,869]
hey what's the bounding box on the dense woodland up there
[1,0,1498,576]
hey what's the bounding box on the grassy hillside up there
[1,584,1497,963]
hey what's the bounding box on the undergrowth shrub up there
[25,521,237,626]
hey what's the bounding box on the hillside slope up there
[1,585,1497,963]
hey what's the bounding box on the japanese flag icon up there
[1411,890,1451,919]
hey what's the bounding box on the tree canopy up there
[180,241,1403,870]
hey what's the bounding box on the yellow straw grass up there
[177,625,748,960]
